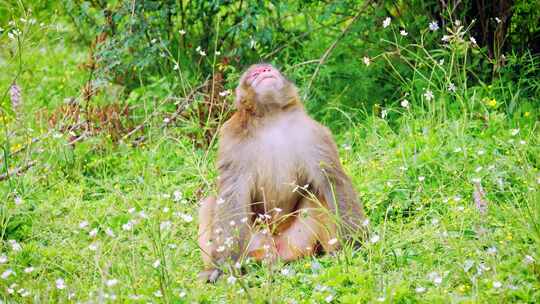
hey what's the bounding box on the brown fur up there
[198,64,367,282]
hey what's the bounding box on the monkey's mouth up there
[253,75,277,87]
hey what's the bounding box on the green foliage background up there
[0,0,539,303]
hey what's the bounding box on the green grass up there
[1,16,540,304]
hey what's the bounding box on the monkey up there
[198,64,367,282]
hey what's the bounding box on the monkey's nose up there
[251,66,272,77]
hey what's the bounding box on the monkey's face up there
[236,64,298,109]
[242,64,286,94]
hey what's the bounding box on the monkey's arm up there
[212,162,253,261]
[309,128,368,242]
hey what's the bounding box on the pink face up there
[243,64,286,93]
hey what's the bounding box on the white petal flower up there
[79,221,89,229]
[370,234,380,244]
[1,269,15,279]
[179,29,186,35]
[106,279,118,287]
[152,259,161,268]
[415,286,426,293]
[423,90,434,101]
[89,228,98,237]
[493,281,502,289]
[427,272,442,285]
[383,17,391,28]
[219,90,231,97]
[122,221,133,231]
[56,278,66,289]
[154,290,162,297]
[442,35,451,42]
[510,129,519,136]
[160,221,172,231]
[105,228,115,237]
[325,294,334,303]
[429,21,439,31]
[448,82,456,92]
[400,99,409,108]
[400,30,408,36]
[418,176,425,182]
[227,276,237,284]
[9,240,22,251]
[524,255,535,264]
[14,197,23,205]
[363,56,371,66]
[0,254,7,264]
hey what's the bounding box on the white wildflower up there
[217,197,225,205]
[448,82,456,92]
[9,240,21,251]
[495,17,501,24]
[14,196,22,205]
[219,90,231,97]
[400,30,408,36]
[79,221,89,229]
[122,221,133,231]
[441,35,451,42]
[493,281,502,289]
[227,275,237,284]
[429,21,439,31]
[105,227,115,237]
[152,259,161,268]
[477,149,485,155]
[56,278,66,289]
[510,129,519,136]
[160,221,172,230]
[470,37,477,45]
[423,90,434,101]
[370,234,380,244]
[415,286,426,293]
[328,238,338,245]
[106,279,118,287]
[89,242,99,251]
[487,246,497,255]
[0,254,7,264]
[418,176,425,182]
[325,294,334,303]
[154,290,162,297]
[383,17,391,28]
[89,228,98,237]
[381,109,388,119]
[138,211,148,219]
[179,29,186,35]
[428,272,442,285]
[180,213,193,223]
[524,255,535,264]
[401,99,409,108]
[363,56,371,66]
[362,219,370,227]
[216,245,225,253]
[1,269,15,279]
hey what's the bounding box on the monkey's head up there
[235,64,299,111]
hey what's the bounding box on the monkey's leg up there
[273,198,338,262]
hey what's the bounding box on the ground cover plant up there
[0,1,539,303]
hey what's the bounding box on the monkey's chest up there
[247,125,310,212]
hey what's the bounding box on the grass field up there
[1,14,540,304]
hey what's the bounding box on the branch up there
[303,1,373,100]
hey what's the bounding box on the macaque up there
[198,64,367,282]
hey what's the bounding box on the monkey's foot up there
[198,269,222,283]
